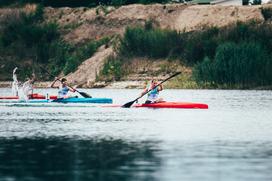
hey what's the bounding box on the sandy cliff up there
[48,4,264,87]
[44,4,264,44]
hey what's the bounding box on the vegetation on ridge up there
[107,20,272,88]
[0,5,109,80]
[0,3,272,89]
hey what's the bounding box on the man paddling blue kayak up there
[41,66,92,98]
[50,77,77,99]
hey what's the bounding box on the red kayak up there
[103,102,208,109]
[134,102,208,109]
[0,93,57,100]
[0,96,19,99]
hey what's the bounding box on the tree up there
[252,0,262,5]
[242,0,249,5]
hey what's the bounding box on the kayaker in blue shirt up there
[141,79,163,104]
[50,78,76,98]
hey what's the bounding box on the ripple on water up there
[0,89,272,181]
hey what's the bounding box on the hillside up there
[43,4,263,44]
[0,3,271,88]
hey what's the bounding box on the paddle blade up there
[78,91,92,98]
[122,100,136,108]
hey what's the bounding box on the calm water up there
[0,88,272,181]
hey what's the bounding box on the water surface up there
[0,88,272,181]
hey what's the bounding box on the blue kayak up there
[0,97,113,104]
[53,97,112,103]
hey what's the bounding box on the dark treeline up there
[0,0,169,7]
[118,20,272,88]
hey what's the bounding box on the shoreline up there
[1,81,271,90]
[0,81,147,89]
[0,81,53,88]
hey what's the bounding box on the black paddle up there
[122,72,181,108]
[40,67,92,98]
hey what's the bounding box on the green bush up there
[193,57,215,83]
[102,56,123,81]
[76,37,110,61]
[242,0,249,5]
[120,26,183,59]
[120,25,220,64]
[193,42,272,87]
[111,0,127,6]
[46,41,71,75]
[28,4,44,22]
[183,27,219,64]
[62,37,111,75]
[0,5,67,79]
[261,7,272,21]
[0,5,58,50]
[0,4,111,79]
[252,0,262,5]
[120,22,272,64]
[63,56,79,75]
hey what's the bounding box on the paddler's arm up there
[158,84,163,91]
[50,77,59,88]
[67,85,77,93]
[140,88,148,96]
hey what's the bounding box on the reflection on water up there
[0,138,161,181]
[157,141,272,181]
[1,139,272,181]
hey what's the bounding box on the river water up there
[0,88,271,181]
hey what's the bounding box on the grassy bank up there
[110,19,272,89]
